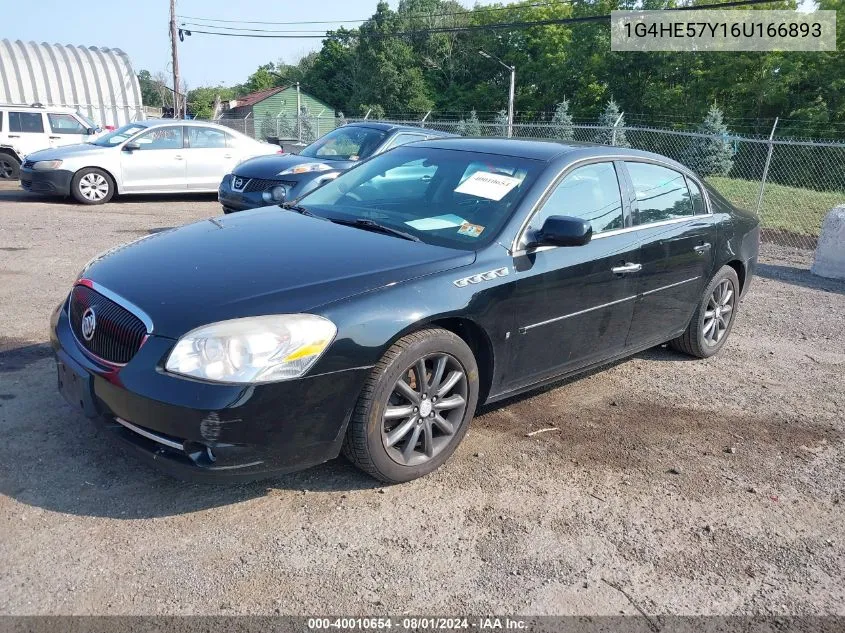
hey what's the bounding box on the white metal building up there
[0,39,144,128]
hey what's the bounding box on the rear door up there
[507,160,640,388]
[183,126,233,190]
[7,111,49,156]
[621,161,717,348]
[46,113,89,149]
[120,126,186,192]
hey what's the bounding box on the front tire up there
[670,265,740,358]
[71,168,114,205]
[0,153,20,180]
[343,328,479,484]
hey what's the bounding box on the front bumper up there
[50,300,370,482]
[20,167,74,196]
[218,173,321,213]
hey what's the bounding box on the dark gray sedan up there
[218,122,454,213]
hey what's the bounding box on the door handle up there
[223,154,233,159]
[49,135,62,139]
[611,262,642,275]
[694,242,712,254]
[174,155,184,160]
[8,135,20,138]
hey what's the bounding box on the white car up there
[19,119,280,204]
[1,104,101,180]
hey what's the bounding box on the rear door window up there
[9,112,45,134]
[625,162,693,225]
[686,177,708,215]
[186,126,227,148]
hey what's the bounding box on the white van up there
[0,104,102,180]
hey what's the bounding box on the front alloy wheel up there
[382,353,468,467]
[344,327,479,483]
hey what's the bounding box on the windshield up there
[297,146,543,250]
[75,111,97,129]
[90,123,147,146]
[299,126,387,161]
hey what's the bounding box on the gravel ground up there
[0,181,843,616]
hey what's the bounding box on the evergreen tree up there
[551,99,574,140]
[458,110,482,136]
[596,99,630,147]
[681,104,735,177]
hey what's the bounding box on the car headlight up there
[278,163,332,175]
[165,314,336,384]
[32,160,63,170]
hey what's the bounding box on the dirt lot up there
[0,180,843,617]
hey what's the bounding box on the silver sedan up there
[19,120,280,204]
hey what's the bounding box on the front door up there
[120,126,186,192]
[621,161,717,347]
[507,161,640,389]
[46,113,89,149]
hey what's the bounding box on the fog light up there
[262,185,287,204]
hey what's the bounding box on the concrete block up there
[811,205,845,280]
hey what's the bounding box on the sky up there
[2,0,476,89]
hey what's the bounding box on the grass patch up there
[707,176,845,236]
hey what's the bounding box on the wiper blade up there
[281,202,317,217]
[330,218,421,242]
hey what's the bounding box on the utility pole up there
[296,82,302,141]
[169,0,181,119]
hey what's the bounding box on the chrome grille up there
[69,285,147,365]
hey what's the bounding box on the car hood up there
[26,143,111,161]
[233,153,355,178]
[81,207,476,338]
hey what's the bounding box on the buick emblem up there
[233,176,244,190]
[81,307,97,341]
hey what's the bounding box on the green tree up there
[681,104,735,177]
[494,109,508,136]
[596,99,629,148]
[551,99,574,140]
[186,85,237,119]
[137,70,163,107]
[457,110,481,136]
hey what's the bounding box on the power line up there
[181,0,781,39]
[176,1,574,26]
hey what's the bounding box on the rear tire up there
[343,327,479,484]
[670,265,740,359]
[71,168,114,205]
[0,153,20,180]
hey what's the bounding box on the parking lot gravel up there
[0,181,843,616]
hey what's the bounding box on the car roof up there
[0,103,77,113]
[345,121,454,137]
[410,137,693,170]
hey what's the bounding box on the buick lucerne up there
[51,139,759,483]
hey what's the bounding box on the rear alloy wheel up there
[0,154,20,180]
[670,265,740,358]
[71,168,114,205]
[343,328,479,483]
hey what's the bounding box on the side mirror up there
[123,142,140,152]
[526,215,592,248]
[86,127,98,135]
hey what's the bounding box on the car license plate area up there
[56,359,98,418]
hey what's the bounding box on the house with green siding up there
[220,85,337,142]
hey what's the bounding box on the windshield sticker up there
[457,221,485,238]
[405,214,465,231]
[454,171,522,201]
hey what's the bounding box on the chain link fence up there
[212,114,845,251]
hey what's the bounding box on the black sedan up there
[51,139,759,484]
[217,121,454,213]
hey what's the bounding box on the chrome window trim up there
[75,279,154,333]
[510,154,712,255]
